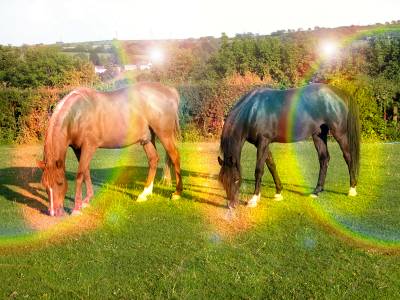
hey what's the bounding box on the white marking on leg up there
[348,187,357,197]
[274,193,283,201]
[247,193,260,208]
[49,187,55,216]
[137,181,154,202]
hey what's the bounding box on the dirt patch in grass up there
[0,145,102,253]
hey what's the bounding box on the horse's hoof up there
[310,193,318,198]
[274,193,283,201]
[82,202,90,209]
[247,201,258,208]
[71,209,82,216]
[348,187,357,197]
[137,195,148,202]
[171,194,181,200]
[247,194,260,207]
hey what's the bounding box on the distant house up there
[123,64,137,71]
[94,65,107,74]
[121,63,152,71]
[95,63,152,75]
[138,62,152,70]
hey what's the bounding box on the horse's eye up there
[57,181,63,186]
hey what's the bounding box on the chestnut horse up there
[38,82,182,216]
[218,84,360,208]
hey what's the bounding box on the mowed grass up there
[0,141,399,299]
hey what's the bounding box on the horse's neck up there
[222,130,246,166]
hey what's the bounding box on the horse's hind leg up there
[332,133,357,196]
[159,138,182,200]
[137,141,159,202]
[311,125,330,197]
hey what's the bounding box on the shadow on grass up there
[0,165,227,215]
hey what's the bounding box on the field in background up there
[0,142,399,298]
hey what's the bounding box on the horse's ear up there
[36,160,45,170]
[218,156,224,166]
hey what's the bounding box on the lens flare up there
[150,48,164,64]
[320,40,338,58]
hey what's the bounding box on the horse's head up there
[37,159,68,216]
[218,156,241,208]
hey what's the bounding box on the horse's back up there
[224,84,349,143]
[53,83,179,149]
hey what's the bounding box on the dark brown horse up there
[37,82,182,216]
[218,84,360,208]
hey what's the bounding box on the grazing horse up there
[37,82,182,216]
[218,83,360,208]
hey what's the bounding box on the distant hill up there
[47,22,400,66]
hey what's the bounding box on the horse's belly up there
[99,133,142,148]
[274,121,318,143]
[99,126,150,148]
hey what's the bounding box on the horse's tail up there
[171,87,181,142]
[161,87,181,183]
[347,93,361,179]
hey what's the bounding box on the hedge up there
[0,82,398,144]
[0,88,68,143]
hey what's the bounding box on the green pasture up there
[0,142,399,299]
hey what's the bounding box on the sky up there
[1,0,399,45]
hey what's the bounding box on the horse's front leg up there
[137,142,159,202]
[72,145,96,215]
[248,138,269,207]
[72,146,94,209]
[265,149,283,200]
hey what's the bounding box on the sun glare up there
[150,48,164,64]
[320,41,338,58]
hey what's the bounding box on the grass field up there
[0,141,399,299]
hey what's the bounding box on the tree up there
[0,46,97,88]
